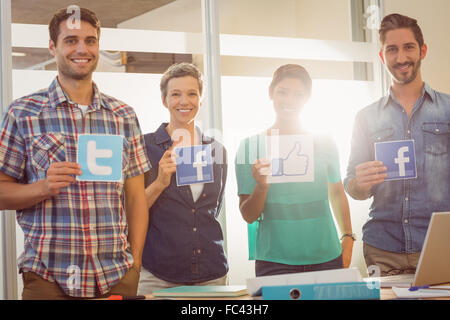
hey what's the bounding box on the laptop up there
[369,212,450,288]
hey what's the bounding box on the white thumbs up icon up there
[272,141,309,176]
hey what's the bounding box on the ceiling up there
[11,0,192,73]
[11,0,175,27]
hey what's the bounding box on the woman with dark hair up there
[138,62,228,294]
[235,64,354,277]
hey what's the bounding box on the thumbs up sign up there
[272,141,309,176]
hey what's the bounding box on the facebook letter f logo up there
[375,139,416,181]
[175,145,214,186]
[193,150,207,180]
[394,146,410,177]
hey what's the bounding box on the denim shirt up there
[344,83,450,253]
[142,123,228,283]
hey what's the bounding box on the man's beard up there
[389,58,421,85]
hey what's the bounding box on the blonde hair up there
[160,62,203,99]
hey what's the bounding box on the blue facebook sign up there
[175,145,214,186]
[77,134,123,182]
[375,140,417,181]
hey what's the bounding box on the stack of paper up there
[392,286,450,299]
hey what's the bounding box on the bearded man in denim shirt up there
[344,13,450,276]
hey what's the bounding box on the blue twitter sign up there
[77,134,123,182]
[375,140,417,181]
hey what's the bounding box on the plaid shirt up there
[0,77,150,298]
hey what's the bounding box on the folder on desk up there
[262,281,380,300]
[153,285,248,298]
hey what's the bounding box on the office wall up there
[383,0,450,93]
[119,0,354,80]
[120,0,351,38]
[219,0,354,79]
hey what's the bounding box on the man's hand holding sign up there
[350,140,417,200]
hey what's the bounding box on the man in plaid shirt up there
[0,7,150,299]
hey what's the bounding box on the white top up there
[190,183,205,202]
